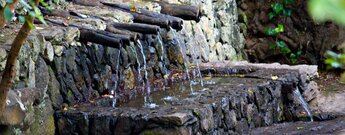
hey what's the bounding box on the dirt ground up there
[238,0,345,67]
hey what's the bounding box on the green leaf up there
[324,58,342,68]
[308,0,345,26]
[290,53,297,63]
[331,61,342,68]
[36,15,47,25]
[274,24,285,33]
[18,15,25,23]
[280,47,291,54]
[276,41,286,48]
[272,2,284,14]
[4,5,13,22]
[296,49,302,56]
[26,19,35,30]
[283,9,292,16]
[265,27,276,35]
[6,0,13,3]
[269,44,277,49]
[325,51,340,59]
[39,0,51,11]
[20,0,32,10]
[29,11,36,17]
[268,12,276,20]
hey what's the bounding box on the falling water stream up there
[182,26,204,87]
[157,33,167,74]
[111,44,122,107]
[137,40,158,108]
[293,88,314,122]
[170,27,191,81]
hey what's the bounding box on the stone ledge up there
[55,63,318,134]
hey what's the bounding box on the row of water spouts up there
[109,24,206,109]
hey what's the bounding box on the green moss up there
[67,89,73,97]
[46,115,56,135]
[142,130,162,135]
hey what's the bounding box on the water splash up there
[293,88,314,122]
[162,96,178,102]
[111,89,117,108]
[170,27,191,81]
[182,26,204,87]
[157,33,167,74]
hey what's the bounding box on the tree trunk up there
[0,0,39,118]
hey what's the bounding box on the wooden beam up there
[79,29,123,48]
[110,22,160,34]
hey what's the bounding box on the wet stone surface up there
[55,62,319,135]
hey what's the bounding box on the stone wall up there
[55,62,319,135]
[164,0,246,62]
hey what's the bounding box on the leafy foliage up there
[268,1,293,20]
[308,0,345,26]
[308,0,345,81]
[3,0,47,29]
[265,1,299,64]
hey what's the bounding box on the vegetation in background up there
[265,0,301,64]
[308,0,345,82]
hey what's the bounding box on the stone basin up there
[55,62,320,135]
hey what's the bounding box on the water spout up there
[293,88,314,122]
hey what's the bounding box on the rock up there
[38,26,64,42]
[63,27,79,45]
[215,42,223,61]
[35,57,49,100]
[48,67,63,110]
[302,81,319,102]
[44,42,54,62]
[152,112,195,126]
[124,67,135,90]
[235,118,249,134]
[223,44,237,60]
[193,23,210,62]
[194,105,214,132]
[28,57,35,88]
[63,73,83,102]
[0,90,26,125]
[70,18,107,30]
[140,127,192,135]
[54,46,64,57]
[65,48,77,72]
[68,4,133,23]
[0,47,7,71]
[106,47,121,72]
